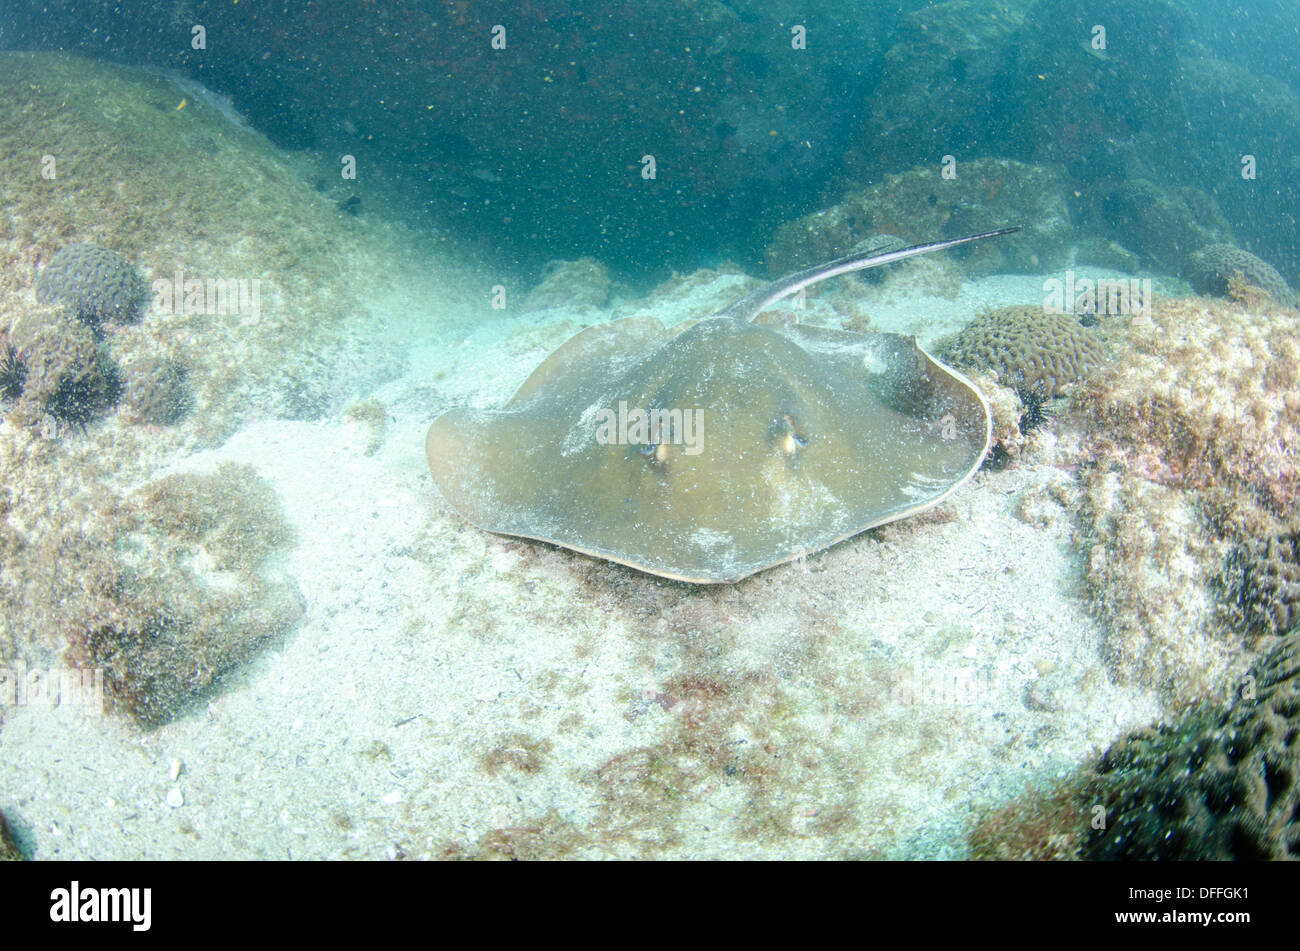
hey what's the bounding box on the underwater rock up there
[34,243,147,329]
[64,463,303,728]
[1013,0,1193,175]
[765,159,1070,276]
[0,53,411,440]
[1186,244,1295,308]
[523,257,611,312]
[1177,56,1300,289]
[844,0,1027,176]
[1101,180,1233,275]
[1073,237,1142,273]
[5,309,121,430]
[937,306,1107,400]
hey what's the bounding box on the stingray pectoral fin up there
[508,314,666,406]
[427,409,542,526]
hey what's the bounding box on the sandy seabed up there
[0,258,1168,860]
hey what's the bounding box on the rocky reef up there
[972,629,1300,860]
[0,52,472,731]
[1071,295,1300,700]
[766,158,1071,277]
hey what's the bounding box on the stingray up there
[427,228,1018,583]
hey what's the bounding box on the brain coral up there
[1187,244,1295,307]
[34,243,148,328]
[1225,532,1300,638]
[971,630,1300,860]
[1082,631,1300,860]
[939,306,1107,399]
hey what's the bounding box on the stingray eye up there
[770,414,809,455]
[639,441,672,466]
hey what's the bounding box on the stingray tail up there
[718,227,1022,322]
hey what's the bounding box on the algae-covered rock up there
[1187,244,1295,307]
[766,159,1071,276]
[1102,180,1234,274]
[1075,297,1300,699]
[64,463,303,728]
[843,0,1030,176]
[0,51,420,437]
